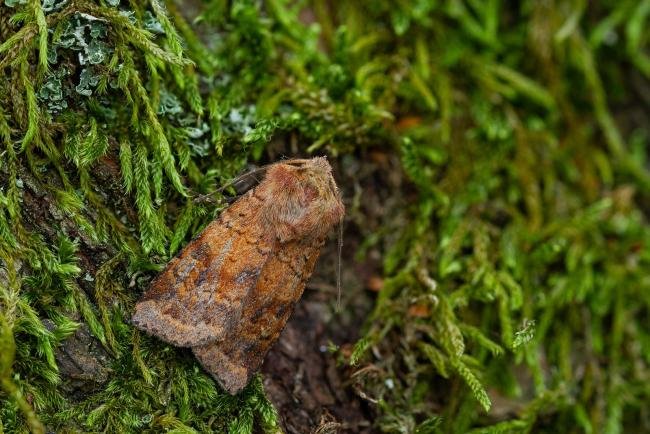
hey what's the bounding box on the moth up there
[132,157,345,394]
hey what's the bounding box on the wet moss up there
[1,0,649,433]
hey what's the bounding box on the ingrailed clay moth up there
[132,157,345,394]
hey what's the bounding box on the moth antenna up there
[336,215,343,312]
[217,166,269,193]
[193,166,270,203]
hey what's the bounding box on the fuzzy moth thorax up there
[260,157,344,243]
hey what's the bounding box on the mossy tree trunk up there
[2,1,650,433]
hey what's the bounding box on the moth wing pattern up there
[192,236,325,393]
[133,157,345,395]
[132,190,273,347]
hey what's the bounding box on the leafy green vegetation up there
[1,0,649,432]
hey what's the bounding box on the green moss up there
[1,0,649,432]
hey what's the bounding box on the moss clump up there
[1,0,649,433]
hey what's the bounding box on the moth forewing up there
[132,157,344,394]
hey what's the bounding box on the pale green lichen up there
[1,0,649,433]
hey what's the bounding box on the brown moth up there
[132,157,344,394]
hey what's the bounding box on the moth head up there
[262,157,345,242]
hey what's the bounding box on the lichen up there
[1,0,649,433]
